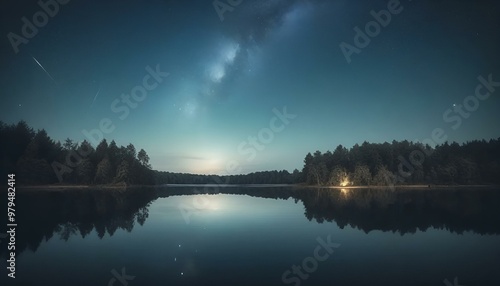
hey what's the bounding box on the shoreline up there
[11,183,500,192]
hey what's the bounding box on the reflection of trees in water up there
[4,186,499,257]
[0,188,156,258]
[298,188,500,235]
[160,186,500,235]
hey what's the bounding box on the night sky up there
[1,0,499,174]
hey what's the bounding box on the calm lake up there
[1,186,500,286]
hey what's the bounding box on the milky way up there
[1,0,499,174]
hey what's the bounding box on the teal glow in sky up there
[1,0,499,174]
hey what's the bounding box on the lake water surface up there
[1,186,500,286]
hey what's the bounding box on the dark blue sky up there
[1,0,499,174]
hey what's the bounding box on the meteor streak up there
[91,86,102,107]
[31,55,57,84]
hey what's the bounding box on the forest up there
[302,139,500,186]
[0,121,155,185]
[1,120,499,186]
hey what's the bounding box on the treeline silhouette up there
[155,169,302,185]
[2,121,500,186]
[0,121,155,185]
[302,139,500,186]
[1,121,302,185]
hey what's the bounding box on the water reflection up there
[160,186,500,235]
[340,188,350,196]
[2,186,499,258]
[298,188,500,235]
[0,187,156,258]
